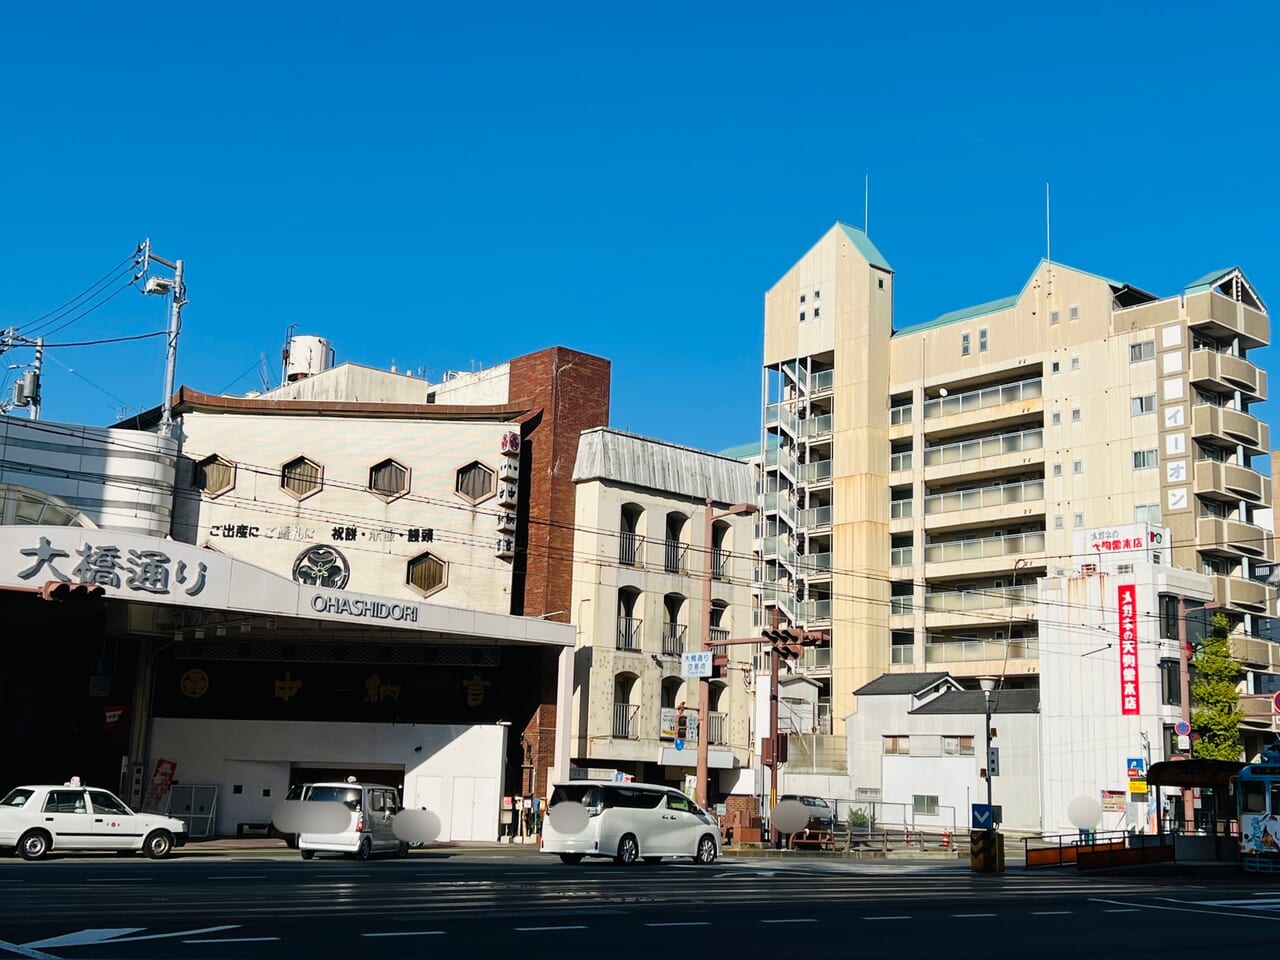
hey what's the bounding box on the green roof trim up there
[894,294,1018,337]
[836,222,892,272]
[718,436,777,461]
[1185,267,1238,295]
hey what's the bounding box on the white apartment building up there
[759,222,1275,737]
[569,428,756,804]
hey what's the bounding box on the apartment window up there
[799,311,806,322]
[368,458,410,500]
[1133,449,1159,470]
[1117,563,1135,575]
[1073,460,1083,474]
[1074,512,1085,527]
[1071,408,1081,422]
[193,455,235,498]
[1051,361,1061,374]
[456,461,496,503]
[943,736,975,756]
[1049,411,1060,426]
[883,736,910,756]
[281,456,323,500]
[800,294,806,304]
[1052,463,1063,477]
[1160,659,1182,706]
[406,551,447,597]
[814,290,820,300]
[813,307,820,318]
[979,328,989,352]
[1130,340,1156,362]
[961,333,971,357]
[1136,503,1162,525]
[1069,305,1080,321]
[913,795,940,816]
[1050,310,1060,325]
[1054,515,1064,530]
[1070,356,1080,371]
[878,278,885,289]
[1131,394,1157,416]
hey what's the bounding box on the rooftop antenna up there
[258,351,272,393]
[865,173,870,238]
[1045,180,1051,264]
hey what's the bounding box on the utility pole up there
[138,239,187,439]
[29,338,43,420]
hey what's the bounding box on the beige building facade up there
[761,223,1274,734]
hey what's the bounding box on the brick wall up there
[507,346,611,802]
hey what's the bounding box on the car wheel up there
[286,836,299,849]
[558,853,584,864]
[301,849,315,860]
[355,837,372,861]
[143,830,173,860]
[18,830,49,861]
[642,856,663,865]
[397,842,409,858]
[694,834,717,865]
[614,835,639,866]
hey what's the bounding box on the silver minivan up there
[298,780,409,860]
[541,781,721,865]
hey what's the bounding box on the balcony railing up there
[765,402,800,436]
[712,546,729,580]
[662,622,687,657]
[616,617,642,651]
[923,377,1043,419]
[799,646,831,671]
[797,598,831,622]
[890,405,913,426]
[891,451,913,472]
[619,531,642,566]
[891,546,914,566]
[891,645,914,665]
[924,583,1037,613]
[923,530,1046,564]
[924,478,1045,516]
[798,551,832,574]
[890,596,913,615]
[800,504,833,528]
[709,626,729,646]
[612,703,638,739]
[664,540,688,574]
[923,428,1044,468]
[707,711,728,746]
[810,369,835,394]
[890,499,913,520]
[799,459,833,482]
[925,638,1040,663]
[800,413,834,439]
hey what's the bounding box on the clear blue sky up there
[2,1,1277,456]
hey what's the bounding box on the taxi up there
[0,777,189,860]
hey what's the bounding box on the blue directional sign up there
[1127,757,1145,779]
[971,803,992,829]
[674,739,686,752]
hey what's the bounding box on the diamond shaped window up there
[407,551,447,597]
[281,456,323,501]
[456,461,495,504]
[369,458,410,501]
[194,454,235,498]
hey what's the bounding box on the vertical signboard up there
[1118,584,1139,716]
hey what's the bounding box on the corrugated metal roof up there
[909,689,1040,715]
[573,428,754,504]
[854,672,954,696]
[837,222,893,272]
[1185,267,1237,295]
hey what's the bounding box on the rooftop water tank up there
[284,335,335,382]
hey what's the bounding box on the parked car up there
[775,794,835,848]
[269,782,313,847]
[541,781,720,865]
[0,778,188,861]
[298,778,409,860]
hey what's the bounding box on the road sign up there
[987,747,1000,778]
[1126,757,1145,779]
[674,739,685,752]
[1174,720,1191,736]
[1273,691,1280,714]
[971,803,992,829]
[1129,779,1147,795]
[681,651,712,678]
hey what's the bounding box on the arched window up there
[711,518,731,580]
[662,593,687,656]
[616,587,642,651]
[710,600,729,646]
[707,680,729,745]
[613,672,640,739]
[664,512,689,574]
[620,503,644,566]
[0,484,94,528]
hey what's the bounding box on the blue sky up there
[1,1,1277,456]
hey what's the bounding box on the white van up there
[541,781,721,865]
[298,779,408,860]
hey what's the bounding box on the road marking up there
[0,941,61,960]
[645,922,709,928]
[182,937,280,944]
[362,931,447,938]
[22,930,143,948]
[1103,909,1142,913]
[95,927,241,944]
[514,925,589,932]
[863,915,912,920]
[208,875,268,880]
[761,918,818,924]
[952,913,997,918]
[83,877,153,882]
[1092,898,1280,921]
[1031,911,1073,916]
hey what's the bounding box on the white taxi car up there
[0,778,189,861]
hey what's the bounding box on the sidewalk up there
[180,837,526,855]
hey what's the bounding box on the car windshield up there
[1,789,33,808]
[307,786,361,809]
[550,785,593,805]
[286,784,308,801]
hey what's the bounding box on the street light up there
[979,676,996,832]
[695,496,757,809]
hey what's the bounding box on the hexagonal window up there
[406,551,447,597]
[193,454,235,498]
[281,455,323,501]
[455,461,495,504]
[369,458,410,501]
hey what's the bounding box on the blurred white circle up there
[547,802,590,835]
[271,800,350,835]
[771,799,811,835]
[392,808,442,845]
[1067,795,1102,830]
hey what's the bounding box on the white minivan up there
[298,780,408,860]
[541,781,721,865]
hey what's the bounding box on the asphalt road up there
[2,848,1279,959]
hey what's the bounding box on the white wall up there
[149,718,507,841]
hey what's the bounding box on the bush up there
[850,809,869,828]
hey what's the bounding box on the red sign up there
[145,758,177,811]
[1118,584,1139,716]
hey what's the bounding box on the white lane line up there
[1031,911,1073,916]
[95,926,242,944]
[22,930,143,949]
[514,925,589,932]
[761,918,818,924]
[1104,909,1142,913]
[182,937,280,944]
[207,875,268,880]
[644,922,709,928]
[0,941,62,960]
[362,931,447,938]
[83,877,153,882]
[952,913,997,918]
[1091,897,1280,921]
[863,915,912,920]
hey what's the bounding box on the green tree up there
[1190,613,1244,761]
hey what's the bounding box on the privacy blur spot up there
[770,799,811,835]
[272,800,351,835]
[547,801,589,835]
[392,808,441,845]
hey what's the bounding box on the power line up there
[19,252,138,334]
[38,330,167,349]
